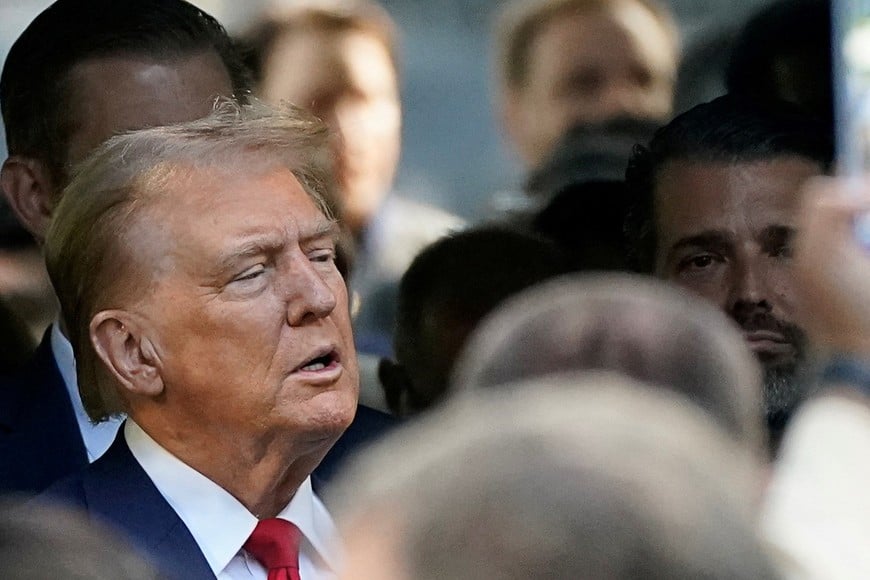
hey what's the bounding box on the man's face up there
[65,51,233,168]
[505,0,676,168]
[129,166,358,452]
[259,29,401,236]
[653,157,823,415]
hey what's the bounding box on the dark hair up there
[387,227,568,413]
[727,0,832,126]
[0,0,251,187]
[624,94,834,272]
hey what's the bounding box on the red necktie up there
[244,518,303,580]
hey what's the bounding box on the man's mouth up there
[742,329,795,359]
[294,348,341,374]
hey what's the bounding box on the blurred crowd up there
[0,0,868,579]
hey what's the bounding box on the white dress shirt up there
[50,323,123,461]
[125,421,341,579]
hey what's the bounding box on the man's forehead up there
[655,157,820,213]
[653,157,821,243]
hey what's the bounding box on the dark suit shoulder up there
[37,431,215,580]
[0,329,88,495]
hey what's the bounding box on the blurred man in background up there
[242,0,464,353]
[494,0,679,171]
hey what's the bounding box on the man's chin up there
[761,363,806,420]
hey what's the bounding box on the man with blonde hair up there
[494,0,679,169]
[42,102,359,579]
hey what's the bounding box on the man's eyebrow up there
[761,224,796,243]
[299,219,340,244]
[667,231,732,254]
[212,234,283,275]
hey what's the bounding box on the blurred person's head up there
[625,94,833,441]
[243,0,401,238]
[495,0,679,169]
[0,0,248,243]
[727,0,832,128]
[453,273,765,451]
[379,227,568,416]
[530,181,631,270]
[331,378,774,580]
[0,501,159,579]
[524,118,659,271]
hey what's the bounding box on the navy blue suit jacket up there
[1,328,394,496]
[0,330,86,495]
[43,431,220,579]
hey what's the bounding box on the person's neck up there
[135,414,330,518]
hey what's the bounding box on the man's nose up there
[727,257,772,315]
[284,257,338,326]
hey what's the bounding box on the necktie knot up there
[244,518,302,577]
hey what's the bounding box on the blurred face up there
[65,52,233,168]
[505,0,677,168]
[259,29,401,236]
[653,157,822,414]
[130,166,358,449]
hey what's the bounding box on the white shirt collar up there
[125,421,340,577]
[50,323,122,461]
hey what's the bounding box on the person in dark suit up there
[41,101,363,579]
[0,0,391,496]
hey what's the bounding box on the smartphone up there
[833,0,870,244]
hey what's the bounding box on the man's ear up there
[90,311,164,398]
[0,155,57,243]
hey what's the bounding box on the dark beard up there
[763,363,803,420]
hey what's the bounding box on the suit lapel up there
[82,432,215,580]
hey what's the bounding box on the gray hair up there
[44,99,335,422]
[452,273,765,452]
[330,376,774,580]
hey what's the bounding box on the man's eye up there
[310,250,336,263]
[771,245,793,259]
[679,254,720,271]
[233,266,265,282]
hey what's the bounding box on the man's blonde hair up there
[44,99,336,422]
[494,0,679,91]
